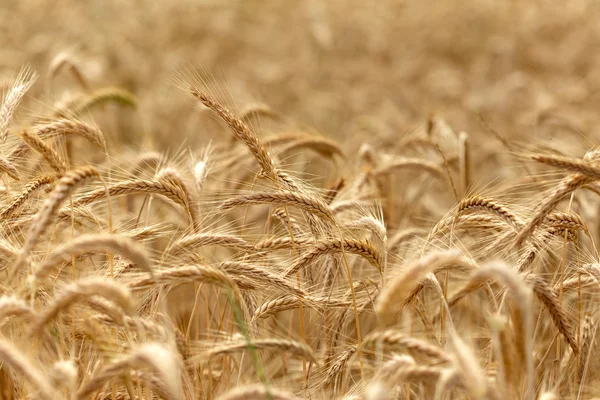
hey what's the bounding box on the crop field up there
[2,1,600,399]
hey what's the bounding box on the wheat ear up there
[0,339,55,400]
[0,65,38,143]
[34,234,153,281]
[220,191,334,222]
[216,385,298,400]
[11,166,99,282]
[20,130,68,173]
[76,343,182,400]
[283,238,382,277]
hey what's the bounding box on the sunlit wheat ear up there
[283,238,382,278]
[239,102,278,123]
[276,135,346,161]
[193,146,211,193]
[372,156,445,180]
[447,332,488,400]
[31,278,135,335]
[11,166,99,281]
[189,88,279,180]
[189,338,317,365]
[220,260,309,298]
[527,275,579,355]
[578,313,595,382]
[20,130,68,174]
[376,250,476,326]
[76,342,183,400]
[0,65,38,143]
[49,359,78,394]
[126,264,250,321]
[343,216,387,244]
[63,177,194,225]
[531,153,600,180]
[361,330,451,363]
[167,233,253,257]
[0,339,55,400]
[372,354,415,381]
[251,294,350,322]
[453,263,534,397]
[429,215,500,239]
[0,175,56,220]
[0,296,35,327]
[253,236,314,251]
[454,195,522,228]
[0,156,19,181]
[8,119,106,163]
[216,385,298,400]
[220,191,335,222]
[514,173,592,247]
[33,233,153,282]
[155,166,200,229]
[271,207,303,234]
[545,211,589,235]
[55,86,136,117]
[49,51,89,90]
[515,150,600,247]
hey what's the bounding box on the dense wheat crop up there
[3,0,600,399]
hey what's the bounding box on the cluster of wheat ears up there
[1,56,600,400]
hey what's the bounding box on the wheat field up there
[2,1,600,399]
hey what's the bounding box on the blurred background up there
[2,0,600,157]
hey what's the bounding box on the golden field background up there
[1,0,600,399]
